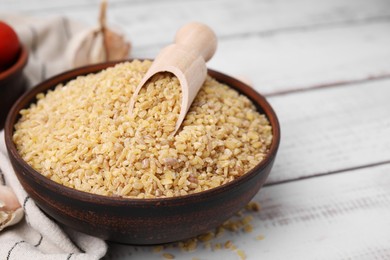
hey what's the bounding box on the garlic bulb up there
[66,0,131,68]
[0,186,24,231]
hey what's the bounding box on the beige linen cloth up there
[0,14,108,260]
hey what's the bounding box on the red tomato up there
[0,21,21,71]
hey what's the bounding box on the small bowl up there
[5,60,280,245]
[0,45,28,130]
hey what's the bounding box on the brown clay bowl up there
[0,45,28,129]
[4,60,280,245]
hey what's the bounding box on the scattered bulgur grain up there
[256,235,265,240]
[242,215,253,224]
[229,243,237,250]
[156,201,260,258]
[222,220,239,232]
[186,239,198,251]
[236,249,246,260]
[198,232,214,242]
[153,245,164,253]
[213,243,222,250]
[204,242,211,249]
[224,240,233,249]
[243,224,253,233]
[13,60,272,199]
[245,201,261,212]
[162,253,175,259]
[177,238,198,252]
[215,226,225,238]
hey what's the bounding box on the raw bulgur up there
[154,201,261,257]
[13,60,272,198]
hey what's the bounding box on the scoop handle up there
[174,22,217,62]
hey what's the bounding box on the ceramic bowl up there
[0,45,28,129]
[4,60,280,244]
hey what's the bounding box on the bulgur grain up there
[153,245,164,252]
[162,253,175,259]
[243,224,253,233]
[236,249,246,260]
[13,60,272,198]
[245,201,261,212]
[155,201,261,259]
[224,240,233,249]
[197,232,214,242]
[255,235,265,241]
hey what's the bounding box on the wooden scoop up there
[129,22,217,134]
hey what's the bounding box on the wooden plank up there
[2,0,390,47]
[105,163,390,259]
[130,20,390,95]
[242,163,390,259]
[2,1,390,92]
[1,0,390,32]
[266,78,390,184]
[100,0,390,48]
[206,21,390,94]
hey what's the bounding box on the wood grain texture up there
[2,0,390,93]
[2,0,390,44]
[207,21,390,95]
[267,78,390,184]
[106,163,390,259]
[1,0,390,259]
[244,163,390,260]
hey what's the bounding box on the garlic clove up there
[0,185,21,211]
[0,208,24,231]
[90,30,106,63]
[66,26,104,68]
[0,186,23,232]
[104,27,131,61]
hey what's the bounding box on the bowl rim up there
[0,45,28,81]
[5,59,280,206]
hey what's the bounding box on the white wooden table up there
[1,0,390,259]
